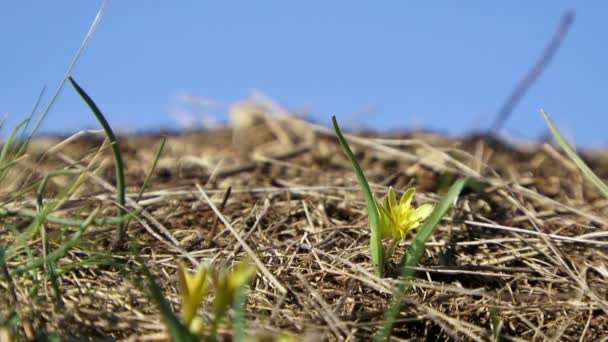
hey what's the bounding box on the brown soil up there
[2,113,608,341]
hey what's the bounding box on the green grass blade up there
[0,118,30,178]
[541,109,608,199]
[46,256,64,307]
[11,208,99,276]
[16,86,46,146]
[146,275,199,342]
[0,207,136,227]
[25,1,107,142]
[491,308,503,342]
[374,176,482,341]
[232,285,248,342]
[69,77,127,249]
[36,169,83,307]
[332,115,384,277]
[11,86,47,162]
[402,177,482,269]
[136,136,166,203]
[7,170,86,259]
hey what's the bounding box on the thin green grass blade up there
[25,1,107,142]
[7,171,85,259]
[0,115,6,131]
[36,169,83,210]
[146,275,199,342]
[11,86,47,163]
[36,169,83,307]
[69,77,127,248]
[233,285,248,342]
[374,176,482,341]
[0,118,30,179]
[541,109,608,199]
[136,136,166,203]
[16,86,46,147]
[11,208,99,276]
[57,253,119,275]
[46,255,64,306]
[491,308,503,342]
[4,224,41,302]
[0,206,136,227]
[332,115,384,277]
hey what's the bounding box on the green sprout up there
[332,116,433,277]
[68,77,127,250]
[542,109,608,199]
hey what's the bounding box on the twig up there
[196,183,288,295]
[205,186,232,248]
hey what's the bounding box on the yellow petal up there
[399,188,415,208]
[177,263,191,298]
[411,204,434,222]
[387,187,398,212]
[382,192,391,216]
[178,263,209,325]
[376,199,393,239]
[228,258,257,291]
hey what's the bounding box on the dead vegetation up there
[1,104,608,341]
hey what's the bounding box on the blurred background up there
[1,1,606,145]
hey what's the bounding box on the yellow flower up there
[377,187,434,240]
[212,258,256,316]
[177,262,209,334]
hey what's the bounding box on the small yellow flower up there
[377,187,434,240]
[177,262,209,334]
[212,258,256,316]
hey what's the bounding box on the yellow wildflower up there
[212,258,256,317]
[177,262,209,334]
[377,187,434,240]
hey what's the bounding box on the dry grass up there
[1,105,608,341]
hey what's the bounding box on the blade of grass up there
[0,118,30,179]
[25,1,107,142]
[146,275,199,342]
[57,253,119,275]
[136,136,166,203]
[16,86,46,146]
[374,176,482,341]
[9,86,47,165]
[332,115,384,277]
[0,206,136,227]
[541,109,608,199]
[7,169,88,259]
[11,207,100,276]
[36,169,83,307]
[4,224,40,302]
[68,77,127,249]
[491,308,503,342]
[0,248,21,334]
[233,285,248,342]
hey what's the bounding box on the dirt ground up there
[1,110,608,341]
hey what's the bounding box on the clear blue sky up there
[1,2,607,145]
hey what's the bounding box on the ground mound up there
[2,113,607,341]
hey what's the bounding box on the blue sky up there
[1,2,607,145]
